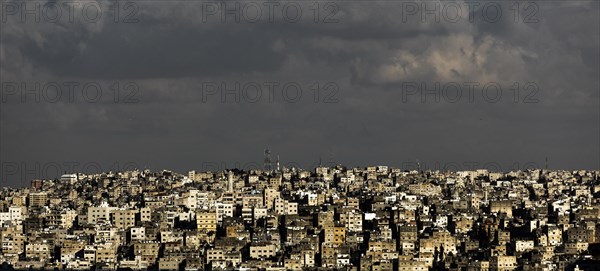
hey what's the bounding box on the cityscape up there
[1,0,599,270]
[0,158,599,270]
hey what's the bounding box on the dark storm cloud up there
[18,22,287,79]
[1,0,598,187]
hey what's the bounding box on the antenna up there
[276,155,280,172]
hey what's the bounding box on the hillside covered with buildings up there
[1,166,600,270]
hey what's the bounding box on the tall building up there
[28,192,47,207]
[227,171,234,192]
[197,210,217,232]
[264,148,272,171]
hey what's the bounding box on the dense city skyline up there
[1,151,597,188]
[0,1,598,269]
[1,166,600,270]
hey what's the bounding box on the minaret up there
[276,155,280,172]
[227,171,234,192]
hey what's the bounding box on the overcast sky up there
[1,0,599,187]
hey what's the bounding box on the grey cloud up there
[0,0,598,187]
